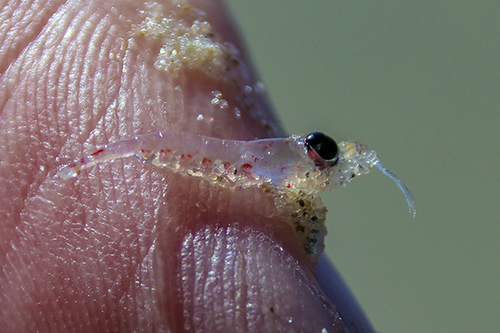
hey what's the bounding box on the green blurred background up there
[226,1,499,332]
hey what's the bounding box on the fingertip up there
[175,225,345,332]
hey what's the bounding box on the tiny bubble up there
[286,317,293,324]
[219,99,228,109]
[200,21,211,33]
[211,98,220,105]
[191,20,200,32]
[174,85,182,91]
[244,85,252,93]
[197,114,214,123]
[234,107,241,119]
[39,165,45,171]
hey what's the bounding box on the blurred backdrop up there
[226,1,499,332]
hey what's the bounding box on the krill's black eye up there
[305,132,339,166]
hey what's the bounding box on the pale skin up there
[0,0,376,332]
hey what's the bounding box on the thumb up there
[0,0,371,331]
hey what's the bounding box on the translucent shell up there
[57,131,416,216]
[57,131,415,259]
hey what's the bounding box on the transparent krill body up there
[57,131,416,216]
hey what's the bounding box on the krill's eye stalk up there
[305,132,339,168]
